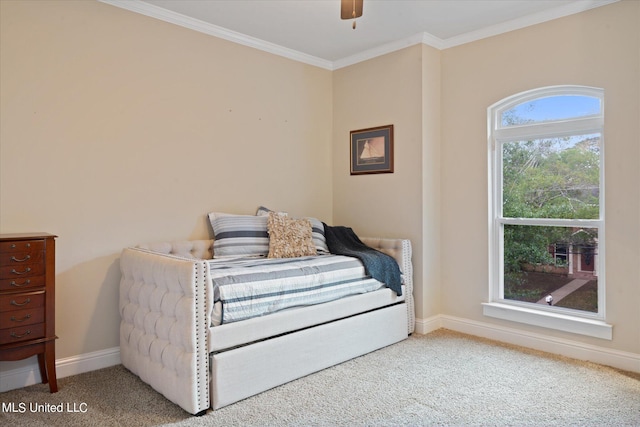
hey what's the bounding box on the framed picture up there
[350,124,394,175]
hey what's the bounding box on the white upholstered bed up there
[119,235,414,415]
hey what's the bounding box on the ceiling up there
[103,0,617,69]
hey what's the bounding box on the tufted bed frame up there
[119,237,414,415]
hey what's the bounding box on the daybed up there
[119,213,414,415]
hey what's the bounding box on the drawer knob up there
[10,314,32,322]
[10,255,31,262]
[10,298,31,307]
[10,279,31,287]
[11,267,31,275]
[10,330,32,339]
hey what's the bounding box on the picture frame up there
[350,124,394,175]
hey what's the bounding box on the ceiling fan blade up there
[341,0,363,20]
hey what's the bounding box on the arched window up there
[485,86,610,339]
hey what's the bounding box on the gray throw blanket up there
[322,223,402,296]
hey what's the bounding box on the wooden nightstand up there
[0,233,58,392]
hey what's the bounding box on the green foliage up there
[502,135,600,277]
[502,136,600,220]
[504,225,552,273]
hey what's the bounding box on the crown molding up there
[99,0,334,70]
[100,0,619,70]
[332,32,444,70]
[440,0,619,49]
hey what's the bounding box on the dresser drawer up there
[0,291,45,313]
[0,323,45,344]
[0,240,45,254]
[0,307,45,329]
[0,263,44,279]
[0,250,45,267]
[0,275,45,292]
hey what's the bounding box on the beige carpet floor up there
[1,329,639,426]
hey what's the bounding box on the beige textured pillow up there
[267,212,317,258]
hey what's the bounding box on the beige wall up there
[332,44,441,321]
[440,0,640,353]
[0,0,333,363]
[1,0,638,377]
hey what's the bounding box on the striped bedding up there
[208,255,388,325]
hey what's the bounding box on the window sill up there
[482,302,612,340]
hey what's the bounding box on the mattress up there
[209,284,405,353]
[208,254,393,326]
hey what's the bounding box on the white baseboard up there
[415,314,640,373]
[414,315,442,335]
[0,347,120,393]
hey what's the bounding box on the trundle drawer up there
[210,303,407,409]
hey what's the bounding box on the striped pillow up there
[209,213,269,258]
[307,217,330,255]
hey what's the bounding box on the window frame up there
[484,85,611,339]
